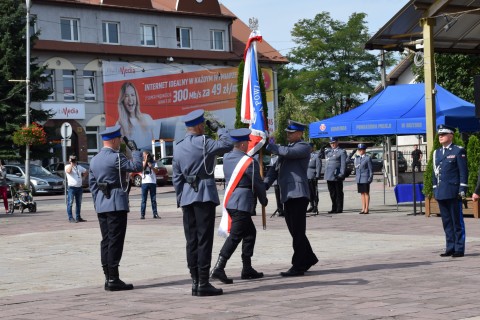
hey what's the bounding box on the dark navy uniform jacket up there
[432,144,468,200]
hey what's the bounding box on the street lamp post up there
[25,0,31,186]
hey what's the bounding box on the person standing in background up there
[264,120,318,277]
[0,160,8,213]
[411,144,423,172]
[89,125,143,291]
[140,150,159,219]
[306,143,321,213]
[433,124,468,258]
[116,82,156,151]
[354,144,373,214]
[65,155,88,223]
[172,109,233,297]
[324,137,347,214]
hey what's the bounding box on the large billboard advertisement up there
[103,61,274,150]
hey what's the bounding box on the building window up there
[41,70,55,101]
[63,70,76,101]
[102,21,119,44]
[86,126,99,161]
[210,30,224,51]
[140,24,156,46]
[83,71,96,102]
[60,18,79,42]
[176,27,191,48]
[29,15,37,36]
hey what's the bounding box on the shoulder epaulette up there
[175,139,184,145]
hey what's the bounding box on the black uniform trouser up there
[327,180,344,212]
[182,201,216,274]
[308,179,318,207]
[98,211,128,267]
[219,209,256,260]
[412,161,421,172]
[284,197,318,270]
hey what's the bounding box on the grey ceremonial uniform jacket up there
[264,140,310,203]
[307,152,322,180]
[89,147,142,213]
[354,155,373,184]
[223,149,268,214]
[173,128,233,207]
[324,147,347,181]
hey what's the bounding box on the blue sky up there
[220,0,409,56]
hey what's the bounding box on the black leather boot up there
[241,257,264,279]
[198,269,223,296]
[210,256,233,284]
[190,267,199,296]
[102,265,109,290]
[106,266,134,291]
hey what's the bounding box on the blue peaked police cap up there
[100,124,122,141]
[285,120,307,132]
[437,124,455,134]
[182,109,205,127]
[230,128,251,142]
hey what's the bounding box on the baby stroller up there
[8,183,37,213]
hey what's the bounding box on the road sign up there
[60,122,72,139]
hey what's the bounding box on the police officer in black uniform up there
[172,109,233,296]
[433,124,468,258]
[89,125,143,291]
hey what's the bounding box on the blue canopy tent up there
[309,83,479,138]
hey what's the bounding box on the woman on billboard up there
[116,82,156,151]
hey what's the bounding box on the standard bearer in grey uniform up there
[89,125,142,291]
[172,109,233,296]
[324,137,347,213]
[264,120,318,277]
[210,128,268,285]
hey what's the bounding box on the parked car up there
[158,156,173,183]
[129,161,169,187]
[4,164,65,195]
[47,162,90,190]
[365,149,407,173]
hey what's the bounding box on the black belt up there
[236,185,251,189]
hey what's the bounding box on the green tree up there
[0,0,51,160]
[412,53,480,102]
[284,12,383,118]
[467,135,480,197]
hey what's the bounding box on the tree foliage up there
[412,53,480,102]
[467,135,480,197]
[282,12,382,119]
[0,0,51,160]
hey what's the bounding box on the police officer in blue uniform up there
[210,128,268,284]
[433,124,468,258]
[89,125,143,291]
[173,109,233,296]
[307,143,322,213]
[324,137,347,213]
[355,144,373,214]
[264,120,318,277]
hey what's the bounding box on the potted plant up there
[12,123,47,146]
